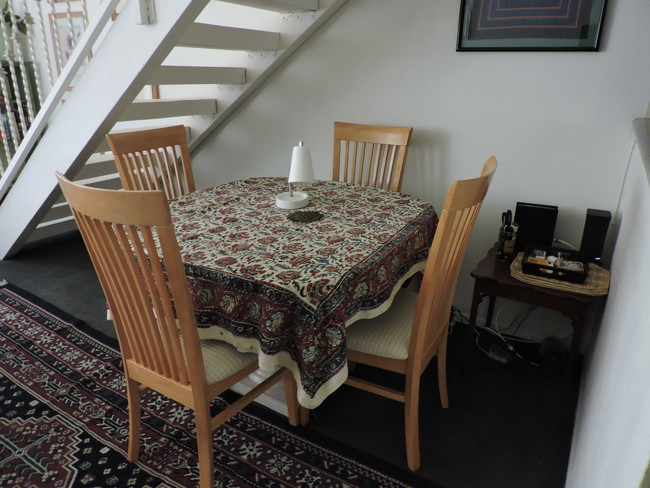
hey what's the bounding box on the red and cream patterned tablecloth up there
[169,177,437,408]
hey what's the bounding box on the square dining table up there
[168,177,437,408]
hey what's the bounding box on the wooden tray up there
[510,252,610,296]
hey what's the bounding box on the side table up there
[466,245,603,378]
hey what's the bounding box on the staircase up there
[0,0,347,259]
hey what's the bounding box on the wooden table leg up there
[566,309,586,380]
[466,281,484,360]
[485,295,496,329]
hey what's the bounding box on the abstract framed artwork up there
[49,12,87,74]
[457,0,608,51]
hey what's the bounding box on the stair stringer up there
[0,0,211,259]
[188,0,349,153]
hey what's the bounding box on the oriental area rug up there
[0,282,429,488]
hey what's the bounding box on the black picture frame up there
[457,0,608,52]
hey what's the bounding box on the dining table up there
[168,177,438,408]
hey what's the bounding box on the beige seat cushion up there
[346,289,418,360]
[200,340,258,384]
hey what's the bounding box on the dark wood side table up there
[467,245,603,378]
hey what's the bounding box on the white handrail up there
[0,0,122,202]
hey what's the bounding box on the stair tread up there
[178,23,280,51]
[121,98,218,121]
[130,97,218,103]
[152,66,246,85]
[85,153,115,164]
[35,216,76,228]
[218,0,319,12]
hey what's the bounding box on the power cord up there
[553,238,577,250]
[472,305,541,368]
[450,304,543,367]
[499,305,537,340]
[448,306,469,335]
[468,307,563,400]
[450,306,469,325]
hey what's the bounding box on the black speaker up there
[514,202,558,253]
[579,209,611,264]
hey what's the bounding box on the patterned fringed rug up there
[0,282,430,488]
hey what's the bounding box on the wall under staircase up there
[0,0,347,259]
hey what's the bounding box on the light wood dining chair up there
[55,172,299,488]
[106,125,195,199]
[343,157,497,471]
[332,121,413,192]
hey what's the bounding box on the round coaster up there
[287,210,324,223]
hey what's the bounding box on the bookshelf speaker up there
[579,209,611,264]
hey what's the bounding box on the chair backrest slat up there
[130,225,177,377]
[56,173,202,388]
[107,125,195,200]
[409,157,497,371]
[333,121,413,192]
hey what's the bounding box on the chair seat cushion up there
[201,340,258,384]
[346,289,418,360]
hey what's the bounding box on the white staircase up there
[0,0,348,258]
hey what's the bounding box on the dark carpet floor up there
[0,231,579,488]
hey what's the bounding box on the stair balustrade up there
[0,0,121,198]
[0,0,348,259]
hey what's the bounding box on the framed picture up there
[49,12,87,74]
[457,0,608,51]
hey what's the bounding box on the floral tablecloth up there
[170,177,437,408]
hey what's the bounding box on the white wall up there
[565,129,650,488]
[193,0,650,326]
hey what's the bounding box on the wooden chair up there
[55,173,299,488]
[343,157,497,471]
[106,125,195,199]
[332,121,413,192]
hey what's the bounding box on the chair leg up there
[125,377,141,461]
[438,333,450,409]
[283,370,300,427]
[404,374,421,471]
[299,407,310,426]
[194,404,214,488]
